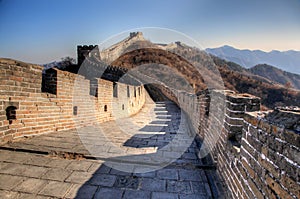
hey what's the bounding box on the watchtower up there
[77,45,100,65]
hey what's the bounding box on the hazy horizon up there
[205,44,300,53]
[1,0,299,64]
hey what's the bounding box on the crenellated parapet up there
[157,87,299,198]
[0,55,298,198]
[77,45,100,66]
[0,58,146,143]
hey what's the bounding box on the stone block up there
[282,129,300,148]
[226,102,245,112]
[89,174,116,187]
[0,174,24,190]
[267,148,283,166]
[246,134,262,153]
[0,190,19,199]
[94,188,123,199]
[140,178,166,192]
[65,184,97,199]
[265,175,293,199]
[66,160,93,171]
[0,163,48,178]
[65,171,93,184]
[281,174,300,198]
[39,181,71,198]
[13,178,48,194]
[226,109,245,118]
[225,116,244,126]
[258,156,280,179]
[178,169,203,182]
[123,190,151,199]
[45,158,72,169]
[41,168,72,181]
[241,158,255,179]
[167,180,192,194]
[285,146,300,165]
[280,159,298,182]
[152,192,179,199]
[245,103,260,112]
[247,178,264,199]
[114,175,139,189]
[244,114,259,126]
[157,169,179,180]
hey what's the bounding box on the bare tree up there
[59,56,75,69]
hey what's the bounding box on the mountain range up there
[206,45,300,74]
[101,33,300,108]
[249,64,300,90]
[45,32,300,108]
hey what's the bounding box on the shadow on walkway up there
[74,102,227,199]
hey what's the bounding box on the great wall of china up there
[0,41,299,198]
[160,86,299,198]
[0,58,146,143]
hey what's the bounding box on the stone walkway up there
[0,95,224,198]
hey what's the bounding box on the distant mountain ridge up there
[99,33,299,108]
[44,32,300,108]
[206,45,300,74]
[249,64,300,90]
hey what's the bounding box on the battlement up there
[0,55,298,198]
[77,45,100,65]
[77,45,98,50]
[99,32,145,62]
[0,59,145,143]
[156,87,299,198]
[129,31,143,38]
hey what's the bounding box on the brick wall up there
[157,85,299,198]
[1,58,298,198]
[241,111,299,199]
[0,59,145,143]
[112,83,145,119]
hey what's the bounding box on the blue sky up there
[0,0,299,64]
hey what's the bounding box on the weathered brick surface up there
[159,86,299,199]
[0,59,145,143]
[1,58,299,198]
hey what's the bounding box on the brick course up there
[158,86,299,199]
[0,59,145,143]
[1,58,299,198]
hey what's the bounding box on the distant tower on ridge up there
[77,45,100,65]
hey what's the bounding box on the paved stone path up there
[0,95,224,198]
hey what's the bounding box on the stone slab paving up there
[0,95,225,198]
[0,150,219,198]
